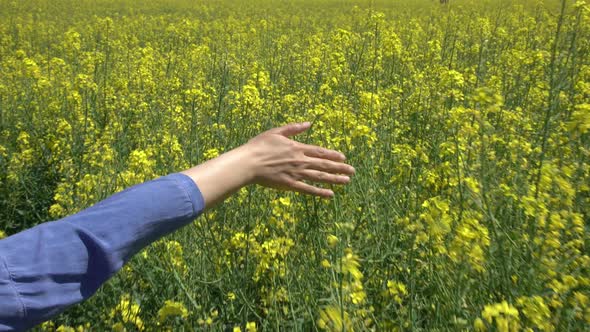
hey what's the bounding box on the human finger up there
[266,122,311,137]
[298,143,346,162]
[287,180,334,198]
[300,169,350,185]
[305,157,356,175]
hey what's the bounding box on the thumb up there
[269,122,311,137]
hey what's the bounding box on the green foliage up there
[0,0,588,330]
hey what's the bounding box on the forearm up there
[0,173,204,331]
[181,145,255,209]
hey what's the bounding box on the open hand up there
[245,122,355,198]
[181,122,355,208]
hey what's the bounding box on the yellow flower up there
[341,248,363,280]
[164,240,187,275]
[203,148,220,159]
[517,296,552,331]
[110,294,144,331]
[480,301,519,332]
[246,321,257,332]
[474,317,486,331]
[387,280,408,304]
[317,305,352,331]
[40,321,55,331]
[327,234,339,247]
[157,300,189,323]
[278,196,291,206]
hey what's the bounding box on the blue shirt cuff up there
[168,172,206,217]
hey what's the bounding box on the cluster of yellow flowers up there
[110,294,145,331]
[157,300,188,324]
[386,280,408,305]
[40,322,90,332]
[475,301,520,332]
[318,247,372,331]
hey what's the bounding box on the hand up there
[181,122,355,209]
[245,122,355,198]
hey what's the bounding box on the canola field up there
[0,0,589,330]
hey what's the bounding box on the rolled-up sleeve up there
[0,172,205,331]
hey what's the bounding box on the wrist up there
[180,145,257,209]
[224,144,258,187]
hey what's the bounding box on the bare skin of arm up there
[181,122,355,209]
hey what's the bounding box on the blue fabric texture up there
[0,173,205,331]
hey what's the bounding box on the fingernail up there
[341,176,350,183]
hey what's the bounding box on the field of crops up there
[0,0,589,330]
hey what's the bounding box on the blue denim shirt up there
[0,173,205,331]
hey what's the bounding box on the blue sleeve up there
[0,172,205,331]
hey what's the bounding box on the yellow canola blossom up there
[477,301,520,332]
[157,300,189,323]
[110,294,144,331]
